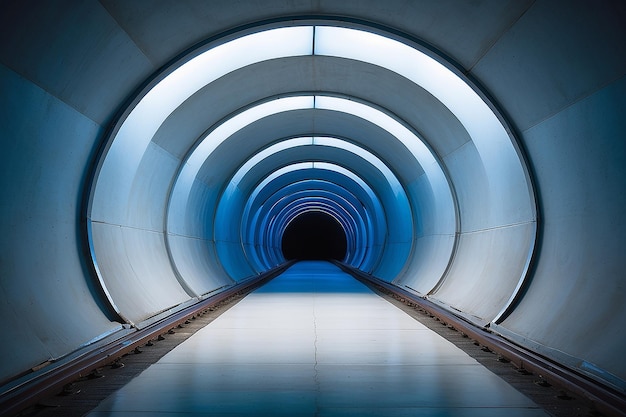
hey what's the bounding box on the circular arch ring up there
[232,160,394,275]
[205,94,437,281]
[86,18,537,328]
[243,175,385,272]
[249,186,372,268]
[221,135,405,268]
[267,196,362,263]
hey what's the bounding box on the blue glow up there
[225,136,402,199]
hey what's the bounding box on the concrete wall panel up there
[405,172,455,239]
[167,236,234,296]
[0,293,51,383]
[0,0,154,125]
[443,130,535,232]
[392,170,457,294]
[471,0,626,132]
[127,143,180,230]
[442,141,489,232]
[393,234,456,295]
[100,0,533,70]
[102,0,314,65]
[215,242,258,281]
[374,242,413,281]
[430,223,535,324]
[0,65,120,382]
[91,223,191,324]
[496,76,626,386]
[168,177,217,239]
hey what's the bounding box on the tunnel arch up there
[3,1,625,400]
[262,195,358,263]
[242,168,385,273]
[86,18,536,331]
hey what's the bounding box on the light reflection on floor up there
[87,261,549,416]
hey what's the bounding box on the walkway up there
[87,261,549,416]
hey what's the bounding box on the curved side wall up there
[0,64,123,381]
[470,0,626,386]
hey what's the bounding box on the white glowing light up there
[113,26,314,168]
[227,136,401,194]
[314,96,438,167]
[186,96,314,173]
[314,26,507,149]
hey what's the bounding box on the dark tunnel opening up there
[281,211,348,261]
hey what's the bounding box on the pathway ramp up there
[88,261,549,416]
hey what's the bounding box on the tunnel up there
[1,1,625,416]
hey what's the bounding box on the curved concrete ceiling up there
[87,23,535,332]
[1,0,625,397]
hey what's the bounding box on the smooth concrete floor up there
[86,261,550,416]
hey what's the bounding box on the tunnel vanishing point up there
[1,1,625,415]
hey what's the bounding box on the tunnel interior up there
[71,21,617,389]
[1,2,625,409]
[281,211,347,261]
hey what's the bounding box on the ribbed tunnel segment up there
[87,23,535,335]
[2,3,625,412]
